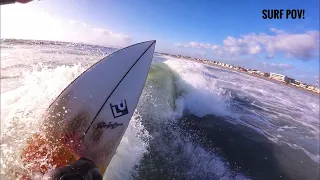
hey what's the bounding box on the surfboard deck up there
[20,40,156,177]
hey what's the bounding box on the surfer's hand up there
[43,158,102,180]
[0,0,32,5]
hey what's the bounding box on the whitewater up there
[1,39,319,180]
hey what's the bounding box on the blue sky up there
[1,0,319,84]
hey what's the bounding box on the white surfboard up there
[45,40,156,172]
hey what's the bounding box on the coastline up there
[173,57,320,96]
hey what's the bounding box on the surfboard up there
[21,40,156,177]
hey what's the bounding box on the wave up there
[132,62,248,180]
[1,41,319,180]
[1,61,248,180]
[1,39,117,53]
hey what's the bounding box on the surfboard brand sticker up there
[110,99,128,118]
[97,122,124,129]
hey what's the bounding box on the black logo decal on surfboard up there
[97,122,123,129]
[110,99,128,118]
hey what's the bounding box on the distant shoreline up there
[172,57,320,96]
[2,39,318,95]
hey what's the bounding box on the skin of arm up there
[0,0,32,5]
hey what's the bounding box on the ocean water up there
[1,39,319,180]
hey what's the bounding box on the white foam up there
[104,111,151,180]
[0,52,10,57]
[162,57,319,164]
[1,64,86,179]
[1,64,150,179]
[134,67,250,180]
[164,58,231,117]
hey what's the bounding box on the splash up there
[1,64,151,179]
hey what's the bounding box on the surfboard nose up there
[129,40,156,63]
[143,40,156,44]
[134,40,156,51]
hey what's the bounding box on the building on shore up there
[270,73,289,83]
[307,85,316,91]
[247,69,269,77]
[247,69,258,74]
[299,83,307,88]
[287,77,295,84]
[239,67,248,72]
[290,79,301,86]
[261,72,270,77]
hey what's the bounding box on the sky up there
[0,0,319,84]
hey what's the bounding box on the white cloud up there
[270,28,285,34]
[175,42,212,49]
[0,4,132,47]
[262,62,294,71]
[175,28,319,60]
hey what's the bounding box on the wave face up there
[1,39,319,180]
